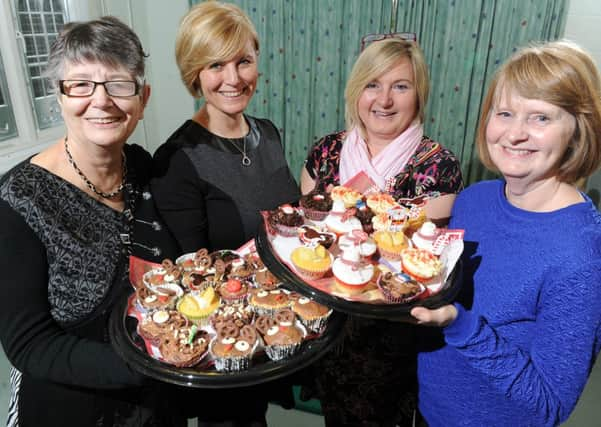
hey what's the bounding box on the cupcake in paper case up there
[400,247,443,281]
[324,199,362,236]
[268,204,305,237]
[138,309,189,345]
[289,293,332,333]
[210,302,254,330]
[248,288,291,316]
[373,230,410,261]
[210,323,259,372]
[136,283,182,313]
[254,265,282,290]
[290,244,333,281]
[377,271,426,304]
[176,286,221,326]
[366,192,399,214]
[217,278,250,304]
[332,245,375,296]
[175,249,212,273]
[299,190,333,221]
[227,257,254,281]
[159,325,210,368]
[330,185,362,208]
[255,309,306,361]
[411,221,440,254]
[338,229,377,258]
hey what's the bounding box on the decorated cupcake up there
[218,278,250,304]
[330,185,362,208]
[227,258,254,281]
[299,190,333,221]
[411,221,440,254]
[366,192,399,214]
[255,309,305,361]
[254,264,282,290]
[289,293,332,333]
[377,271,425,303]
[332,244,375,296]
[248,288,291,316]
[298,225,337,249]
[135,284,182,313]
[175,248,212,273]
[210,323,259,372]
[400,247,443,281]
[338,229,377,258]
[176,286,221,326]
[290,244,333,280]
[406,205,427,234]
[138,309,189,345]
[268,204,305,237]
[324,199,362,236]
[373,230,410,261]
[159,325,210,368]
[210,302,254,330]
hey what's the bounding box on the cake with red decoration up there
[332,242,375,296]
[299,190,333,221]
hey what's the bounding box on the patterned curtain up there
[191,0,567,184]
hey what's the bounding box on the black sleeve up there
[0,201,145,389]
[151,146,209,253]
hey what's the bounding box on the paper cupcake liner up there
[293,264,330,281]
[219,293,249,305]
[264,341,303,361]
[274,223,301,238]
[301,206,329,222]
[377,273,426,304]
[297,310,332,333]
[209,338,258,372]
[249,304,291,317]
[377,246,403,261]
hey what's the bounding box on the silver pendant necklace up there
[231,138,251,166]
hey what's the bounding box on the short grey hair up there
[45,16,147,90]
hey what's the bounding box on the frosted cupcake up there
[299,191,333,221]
[255,309,306,361]
[373,230,410,261]
[289,293,332,333]
[324,199,362,236]
[290,244,333,280]
[411,221,440,254]
[338,229,377,258]
[332,244,375,296]
[159,325,210,368]
[330,185,362,208]
[176,286,221,326]
[268,204,305,237]
[377,271,425,303]
[210,323,259,372]
[248,288,291,316]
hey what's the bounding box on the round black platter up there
[109,293,346,388]
[255,223,462,321]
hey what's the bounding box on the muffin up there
[138,309,189,345]
[377,271,425,303]
[289,293,332,333]
[255,309,305,361]
[290,244,333,280]
[299,191,333,221]
[210,323,259,372]
[248,288,291,316]
[217,278,250,304]
[268,204,305,237]
[159,325,210,368]
[400,247,443,281]
[332,245,375,296]
[176,286,221,326]
[298,225,337,249]
[324,199,362,236]
[373,230,410,261]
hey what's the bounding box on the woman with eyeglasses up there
[412,41,601,427]
[0,17,183,427]
[299,37,463,426]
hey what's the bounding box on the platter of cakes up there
[109,241,346,388]
[255,186,464,320]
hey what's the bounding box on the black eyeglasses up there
[59,80,140,97]
[360,32,417,51]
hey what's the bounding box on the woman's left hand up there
[410,304,458,327]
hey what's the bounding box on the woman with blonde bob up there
[300,37,463,426]
[412,40,601,427]
[151,1,298,426]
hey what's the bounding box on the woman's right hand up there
[410,304,458,327]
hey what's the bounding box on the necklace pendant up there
[242,155,251,166]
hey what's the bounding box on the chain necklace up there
[231,138,251,166]
[64,136,127,199]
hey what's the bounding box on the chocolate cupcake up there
[210,323,259,372]
[298,225,336,249]
[268,204,304,237]
[289,293,332,333]
[377,271,425,303]
[217,278,250,304]
[210,302,254,330]
[159,325,210,367]
[138,310,189,345]
[299,191,333,221]
[354,200,375,234]
[255,309,305,361]
[248,288,291,316]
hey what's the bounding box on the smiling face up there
[198,41,258,120]
[486,90,576,187]
[59,60,148,151]
[357,58,418,145]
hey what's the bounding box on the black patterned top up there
[0,144,183,427]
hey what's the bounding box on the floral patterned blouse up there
[305,130,464,199]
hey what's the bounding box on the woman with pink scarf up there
[299,37,463,425]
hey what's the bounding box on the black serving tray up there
[255,223,462,321]
[109,293,346,388]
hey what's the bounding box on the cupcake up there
[324,199,362,236]
[210,323,259,372]
[248,288,291,316]
[406,205,427,234]
[289,293,332,333]
[332,245,375,296]
[254,265,282,290]
[290,244,333,280]
[299,191,333,221]
[366,192,399,214]
[136,283,182,313]
[227,258,254,281]
[218,278,250,304]
[176,286,221,326]
[338,229,377,258]
[330,186,362,208]
[176,249,212,273]
[354,200,375,233]
[210,302,254,330]
[298,225,337,249]
[268,204,305,237]
[373,230,410,261]
[138,309,189,345]
[377,271,425,303]
[400,247,443,281]
[255,309,305,361]
[159,325,210,368]
[411,221,440,254]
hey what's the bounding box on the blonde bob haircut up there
[477,40,601,184]
[345,38,429,139]
[175,1,259,98]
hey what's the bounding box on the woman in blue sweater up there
[412,40,601,427]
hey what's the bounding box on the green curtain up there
[191,0,567,185]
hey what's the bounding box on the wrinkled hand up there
[410,304,458,327]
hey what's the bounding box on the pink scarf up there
[339,121,424,191]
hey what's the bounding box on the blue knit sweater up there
[418,180,601,427]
